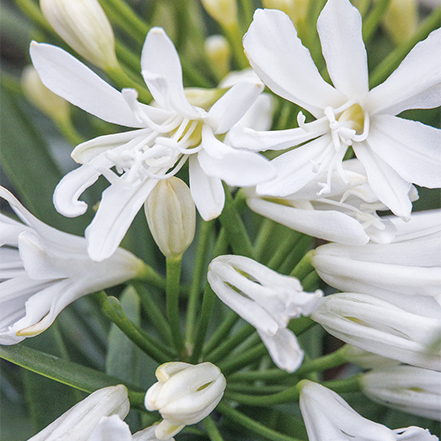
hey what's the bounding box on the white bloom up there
[344,345,400,370]
[30,27,274,261]
[207,255,323,372]
[145,362,226,440]
[245,159,411,245]
[231,0,441,219]
[28,385,130,440]
[299,380,439,441]
[311,292,441,370]
[313,209,441,303]
[0,186,144,345]
[361,365,441,421]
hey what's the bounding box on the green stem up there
[95,292,175,363]
[222,22,249,70]
[227,383,286,394]
[254,218,276,261]
[370,6,441,88]
[220,343,268,376]
[267,230,302,271]
[217,402,303,441]
[135,263,167,291]
[295,346,350,376]
[322,374,362,394]
[203,415,225,441]
[13,0,54,34]
[279,235,313,277]
[166,257,186,357]
[289,249,314,280]
[56,117,85,146]
[186,220,215,343]
[228,368,290,383]
[115,40,142,73]
[301,271,320,292]
[362,0,390,43]
[202,310,239,356]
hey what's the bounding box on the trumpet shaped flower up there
[299,380,439,441]
[208,255,323,372]
[231,0,441,219]
[0,187,145,345]
[145,362,226,440]
[30,27,274,261]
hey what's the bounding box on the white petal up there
[395,427,439,441]
[391,209,441,242]
[317,0,368,99]
[87,415,133,441]
[189,156,225,221]
[366,28,441,115]
[236,93,274,131]
[30,42,144,128]
[368,116,441,188]
[206,80,263,134]
[141,28,198,118]
[353,141,413,220]
[244,9,344,118]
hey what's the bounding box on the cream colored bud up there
[201,0,238,28]
[262,0,309,27]
[40,0,118,69]
[382,0,418,45]
[145,362,226,440]
[21,65,70,122]
[205,35,231,79]
[144,178,196,259]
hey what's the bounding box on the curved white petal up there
[141,28,198,118]
[391,209,441,242]
[206,80,263,134]
[317,0,368,99]
[368,115,441,188]
[353,142,413,220]
[87,415,133,441]
[236,93,274,131]
[30,42,144,128]
[189,155,225,221]
[244,9,344,117]
[366,28,441,115]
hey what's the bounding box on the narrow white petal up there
[87,415,133,441]
[244,9,344,117]
[391,209,441,242]
[30,42,144,128]
[317,0,368,99]
[366,28,441,115]
[236,93,274,131]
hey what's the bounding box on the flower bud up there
[382,0,418,45]
[144,178,196,259]
[40,0,118,69]
[201,0,238,28]
[205,35,231,79]
[262,0,309,28]
[145,362,226,440]
[21,65,70,122]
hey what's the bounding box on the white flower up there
[145,362,226,440]
[312,209,441,303]
[0,186,144,345]
[245,159,411,246]
[207,255,323,372]
[231,0,441,220]
[311,292,441,370]
[299,380,439,441]
[28,385,130,440]
[30,27,274,261]
[361,365,441,421]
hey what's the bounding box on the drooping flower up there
[245,158,412,246]
[0,186,145,345]
[312,209,441,303]
[361,365,441,421]
[299,380,439,441]
[30,27,274,261]
[145,362,226,440]
[231,0,441,220]
[208,255,323,372]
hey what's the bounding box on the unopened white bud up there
[21,65,70,122]
[201,0,238,28]
[205,35,231,79]
[382,0,418,45]
[145,362,226,440]
[40,0,118,69]
[144,178,196,259]
[262,0,309,27]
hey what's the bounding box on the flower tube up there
[145,362,226,440]
[0,186,145,345]
[208,255,323,372]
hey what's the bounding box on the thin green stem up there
[254,218,277,261]
[220,343,268,376]
[135,263,167,291]
[202,310,239,356]
[227,383,286,394]
[279,235,313,276]
[362,0,390,43]
[217,402,303,441]
[228,369,290,383]
[166,257,186,357]
[322,374,363,394]
[203,415,225,441]
[222,22,249,70]
[115,40,141,73]
[186,220,215,343]
[289,249,314,280]
[13,0,54,34]
[56,117,85,146]
[267,230,302,270]
[295,346,350,376]
[301,271,320,292]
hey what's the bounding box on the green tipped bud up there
[201,0,238,28]
[145,178,196,259]
[205,35,231,79]
[40,0,118,69]
[21,65,70,122]
[262,0,309,27]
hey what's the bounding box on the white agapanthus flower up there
[145,362,226,440]
[313,209,441,303]
[0,186,145,345]
[299,380,439,441]
[207,255,323,372]
[361,365,441,421]
[311,292,441,370]
[231,0,441,220]
[30,27,274,261]
[245,159,411,245]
